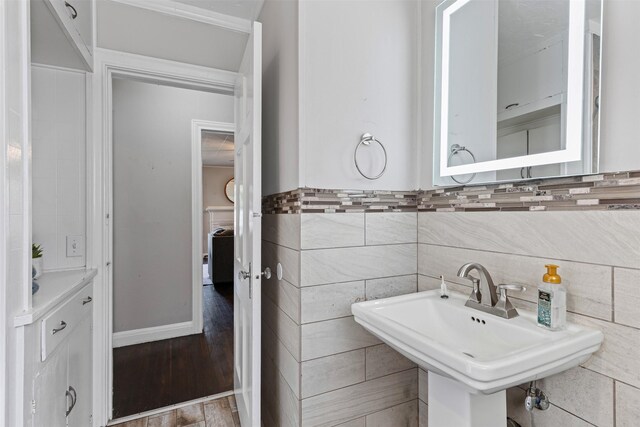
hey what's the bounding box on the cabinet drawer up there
[41,284,93,361]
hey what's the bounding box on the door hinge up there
[252,212,262,218]
[31,399,36,414]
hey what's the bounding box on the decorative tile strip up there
[262,188,417,214]
[417,170,640,212]
[262,171,640,214]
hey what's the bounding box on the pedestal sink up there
[351,289,603,427]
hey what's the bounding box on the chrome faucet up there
[457,262,525,319]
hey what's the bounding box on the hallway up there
[113,284,234,418]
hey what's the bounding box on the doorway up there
[109,77,236,419]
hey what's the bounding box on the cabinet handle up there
[52,320,67,335]
[505,103,519,110]
[82,296,92,305]
[65,386,77,416]
[64,2,78,19]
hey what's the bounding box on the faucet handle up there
[496,283,526,299]
[495,284,526,319]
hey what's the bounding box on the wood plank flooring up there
[112,395,240,427]
[113,283,234,419]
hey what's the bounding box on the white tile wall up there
[31,65,86,271]
[262,212,419,426]
[418,210,640,427]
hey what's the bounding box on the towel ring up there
[448,144,476,184]
[354,133,388,180]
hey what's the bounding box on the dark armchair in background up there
[207,228,234,284]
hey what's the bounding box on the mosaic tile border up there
[418,170,640,212]
[262,171,640,214]
[262,188,417,214]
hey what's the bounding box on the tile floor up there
[112,395,240,427]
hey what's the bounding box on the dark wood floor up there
[113,283,234,418]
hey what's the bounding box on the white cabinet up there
[497,40,564,124]
[31,283,93,427]
[66,316,93,427]
[31,0,94,71]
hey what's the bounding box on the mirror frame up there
[435,0,587,178]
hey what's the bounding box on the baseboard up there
[113,321,197,348]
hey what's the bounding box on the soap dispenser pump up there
[537,264,566,330]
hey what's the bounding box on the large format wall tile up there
[263,295,301,361]
[571,314,640,389]
[263,322,300,398]
[614,267,640,328]
[506,387,592,427]
[366,212,417,245]
[301,369,418,427]
[300,281,365,324]
[365,344,416,380]
[616,382,640,427]
[301,213,364,249]
[263,240,301,286]
[418,400,428,427]
[418,244,613,320]
[263,275,301,324]
[263,214,301,250]
[418,369,428,404]
[537,367,614,427]
[301,350,365,398]
[418,211,640,268]
[262,349,301,427]
[301,316,380,361]
[365,275,417,300]
[365,400,418,427]
[301,244,417,286]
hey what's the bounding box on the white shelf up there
[14,268,98,327]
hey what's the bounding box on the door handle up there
[261,267,272,280]
[65,386,77,416]
[238,270,250,280]
[52,320,67,335]
[82,296,92,305]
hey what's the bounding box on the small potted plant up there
[32,243,44,279]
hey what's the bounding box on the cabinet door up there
[67,316,92,427]
[64,0,92,54]
[33,345,68,427]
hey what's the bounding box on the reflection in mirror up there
[434,0,602,186]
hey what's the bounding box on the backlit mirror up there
[433,0,602,186]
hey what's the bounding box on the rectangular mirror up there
[434,0,602,186]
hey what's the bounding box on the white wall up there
[202,166,234,253]
[112,79,233,334]
[299,0,419,191]
[31,65,86,271]
[599,0,640,173]
[259,0,300,196]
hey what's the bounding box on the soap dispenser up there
[537,264,566,330]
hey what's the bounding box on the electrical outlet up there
[66,235,84,257]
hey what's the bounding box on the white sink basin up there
[352,289,603,395]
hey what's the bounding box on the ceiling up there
[172,0,264,21]
[202,131,235,166]
[498,0,569,61]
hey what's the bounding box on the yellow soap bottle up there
[537,265,566,330]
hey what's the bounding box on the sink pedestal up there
[428,372,506,427]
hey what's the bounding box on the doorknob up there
[261,267,272,280]
[238,270,251,280]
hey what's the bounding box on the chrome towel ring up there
[354,133,388,180]
[448,144,476,184]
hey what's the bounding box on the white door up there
[233,21,262,427]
